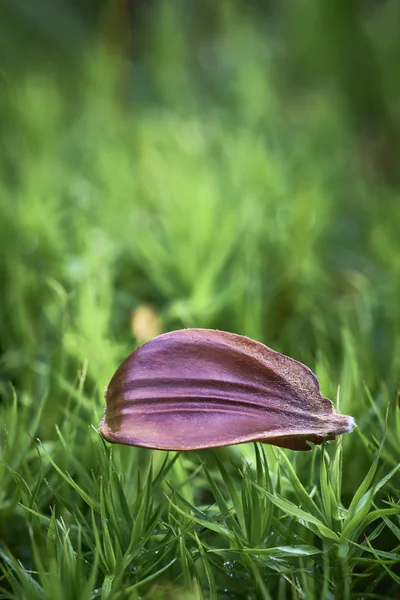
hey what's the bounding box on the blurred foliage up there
[0,0,400,598]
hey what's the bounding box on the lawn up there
[0,2,399,599]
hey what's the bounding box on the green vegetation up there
[1,1,399,598]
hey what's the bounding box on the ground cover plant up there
[1,1,400,598]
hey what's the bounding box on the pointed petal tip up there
[324,412,356,436]
[344,415,357,432]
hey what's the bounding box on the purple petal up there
[100,329,356,451]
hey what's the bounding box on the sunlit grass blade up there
[255,485,338,541]
[341,462,400,541]
[274,448,326,524]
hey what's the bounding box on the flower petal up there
[99,329,355,451]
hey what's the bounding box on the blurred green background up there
[1,0,399,417]
[0,0,400,597]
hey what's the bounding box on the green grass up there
[1,2,400,598]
